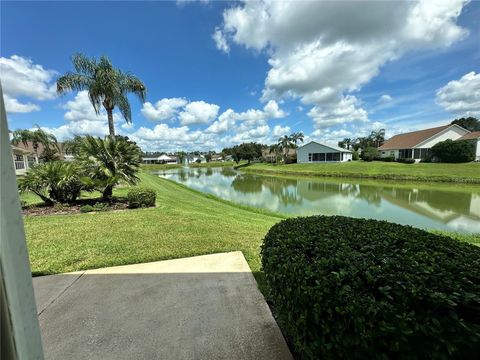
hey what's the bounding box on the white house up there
[297,141,353,163]
[458,131,480,161]
[378,124,469,160]
[11,145,38,176]
[143,154,178,164]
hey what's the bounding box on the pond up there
[156,167,480,233]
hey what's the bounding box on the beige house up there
[12,146,38,176]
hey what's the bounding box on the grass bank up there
[23,172,480,292]
[141,161,239,171]
[242,162,480,183]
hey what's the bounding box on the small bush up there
[352,150,360,161]
[360,146,380,162]
[80,204,94,213]
[396,157,416,164]
[431,139,475,163]
[127,187,156,208]
[93,202,109,211]
[380,155,395,162]
[262,216,480,359]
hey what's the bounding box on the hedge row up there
[262,216,480,359]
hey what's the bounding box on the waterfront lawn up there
[23,171,480,292]
[243,162,480,183]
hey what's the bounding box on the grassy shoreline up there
[241,162,480,183]
[23,172,479,288]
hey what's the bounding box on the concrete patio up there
[33,252,292,359]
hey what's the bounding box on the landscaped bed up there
[242,161,480,183]
[22,197,129,216]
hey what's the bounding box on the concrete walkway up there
[33,252,292,359]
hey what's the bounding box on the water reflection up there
[157,167,480,233]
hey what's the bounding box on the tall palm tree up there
[278,135,294,163]
[268,143,281,163]
[290,132,304,148]
[74,135,142,201]
[370,129,386,148]
[57,53,147,137]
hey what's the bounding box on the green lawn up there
[242,162,480,183]
[23,171,480,292]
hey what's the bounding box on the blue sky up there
[1,0,479,152]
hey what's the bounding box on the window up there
[399,149,412,159]
[15,154,23,162]
[414,149,420,159]
[326,153,333,161]
[332,153,340,161]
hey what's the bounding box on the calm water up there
[157,167,480,233]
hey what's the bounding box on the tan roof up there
[378,125,450,150]
[11,145,31,154]
[458,131,480,140]
[13,141,65,158]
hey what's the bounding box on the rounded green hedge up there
[127,187,156,208]
[261,216,480,359]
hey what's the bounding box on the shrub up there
[80,204,94,213]
[360,146,380,162]
[352,150,360,161]
[380,155,395,162]
[431,139,475,163]
[396,157,416,164]
[127,187,156,208]
[93,202,109,211]
[18,161,85,205]
[262,216,480,359]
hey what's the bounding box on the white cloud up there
[4,94,40,113]
[141,97,188,121]
[436,71,480,118]
[272,125,291,137]
[263,99,286,118]
[179,100,220,125]
[215,0,468,129]
[212,27,230,53]
[42,121,110,141]
[0,55,57,113]
[307,95,368,129]
[62,90,120,123]
[378,94,393,103]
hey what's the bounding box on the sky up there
[1,0,479,152]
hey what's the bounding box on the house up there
[378,124,469,160]
[13,141,67,160]
[188,154,207,163]
[297,141,353,163]
[458,131,480,161]
[262,148,296,163]
[142,154,178,164]
[11,145,39,176]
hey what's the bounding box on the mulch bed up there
[22,197,129,216]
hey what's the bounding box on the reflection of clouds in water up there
[158,168,480,233]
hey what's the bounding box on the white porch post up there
[0,84,44,358]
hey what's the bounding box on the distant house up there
[297,141,352,163]
[13,141,67,161]
[143,154,178,164]
[458,131,480,161]
[378,124,469,160]
[11,145,39,176]
[188,154,207,163]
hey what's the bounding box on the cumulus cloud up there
[0,55,57,113]
[378,94,393,103]
[179,100,220,125]
[214,0,468,128]
[436,71,480,117]
[4,94,40,113]
[272,125,291,137]
[141,97,188,121]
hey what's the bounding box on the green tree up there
[11,126,61,161]
[431,139,475,163]
[74,135,142,201]
[370,129,386,148]
[360,146,380,162]
[451,117,480,132]
[338,138,353,150]
[57,53,147,137]
[290,132,304,148]
[278,135,294,163]
[268,144,282,163]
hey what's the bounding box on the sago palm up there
[56,53,147,137]
[75,135,142,201]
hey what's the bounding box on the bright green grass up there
[23,171,480,293]
[242,162,480,183]
[141,160,240,171]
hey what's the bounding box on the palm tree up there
[338,137,353,150]
[290,132,304,148]
[74,135,142,201]
[57,53,147,137]
[268,144,281,163]
[370,129,386,148]
[278,135,294,163]
[11,126,60,161]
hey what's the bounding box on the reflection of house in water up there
[378,186,480,229]
[296,180,358,202]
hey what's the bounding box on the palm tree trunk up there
[107,108,115,138]
[102,185,113,202]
